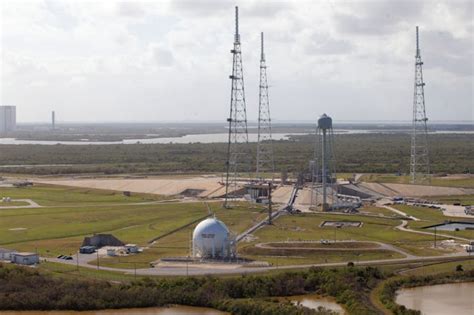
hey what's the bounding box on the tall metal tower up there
[224,6,250,208]
[410,26,430,184]
[311,114,338,211]
[256,32,274,181]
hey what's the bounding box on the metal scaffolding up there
[410,26,430,184]
[224,6,250,208]
[256,32,275,181]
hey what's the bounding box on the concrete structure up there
[125,244,139,253]
[11,252,39,265]
[0,248,17,261]
[0,106,16,133]
[79,246,96,254]
[82,234,124,248]
[192,217,236,259]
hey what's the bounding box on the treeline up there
[0,134,472,175]
[0,264,384,314]
[379,269,474,315]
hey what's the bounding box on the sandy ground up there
[34,176,229,198]
[361,182,474,197]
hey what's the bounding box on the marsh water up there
[286,294,346,314]
[396,282,474,315]
[1,305,228,315]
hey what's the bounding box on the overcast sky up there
[0,0,472,123]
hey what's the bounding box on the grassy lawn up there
[360,206,403,218]
[393,205,474,240]
[96,203,268,269]
[243,213,452,264]
[425,194,474,206]
[361,174,474,188]
[0,201,30,207]
[0,184,169,207]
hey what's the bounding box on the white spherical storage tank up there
[192,217,236,259]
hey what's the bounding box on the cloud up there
[116,1,146,18]
[334,0,425,35]
[306,32,354,55]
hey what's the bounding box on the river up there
[1,305,228,315]
[1,129,472,145]
[396,282,474,315]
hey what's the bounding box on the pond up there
[281,294,346,314]
[1,305,228,315]
[396,282,474,315]
[426,222,474,231]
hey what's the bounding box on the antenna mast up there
[410,26,430,184]
[256,32,275,181]
[224,6,250,207]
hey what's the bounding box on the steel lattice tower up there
[224,6,250,208]
[410,26,430,184]
[256,32,275,181]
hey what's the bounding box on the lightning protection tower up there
[410,26,430,184]
[224,6,250,208]
[311,114,338,211]
[256,32,275,181]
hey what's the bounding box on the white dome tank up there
[192,217,235,259]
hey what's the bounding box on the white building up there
[11,252,39,265]
[192,217,236,259]
[0,106,16,133]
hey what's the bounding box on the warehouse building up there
[11,252,39,265]
[0,248,17,261]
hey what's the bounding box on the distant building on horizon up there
[0,105,16,133]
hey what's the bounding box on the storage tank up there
[192,217,236,259]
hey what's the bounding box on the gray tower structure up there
[256,32,274,181]
[224,6,250,208]
[311,114,338,211]
[410,26,430,184]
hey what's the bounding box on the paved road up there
[0,199,41,209]
[396,220,470,242]
[45,251,473,276]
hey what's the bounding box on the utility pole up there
[410,26,430,184]
[268,182,272,225]
[434,226,437,248]
[96,250,99,270]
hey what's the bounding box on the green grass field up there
[425,194,474,206]
[393,204,474,240]
[0,201,30,207]
[1,184,471,273]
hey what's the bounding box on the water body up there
[428,222,474,231]
[0,129,472,145]
[286,294,345,314]
[396,282,474,315]
[1,305,228,315]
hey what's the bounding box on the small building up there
[82,234,125,248]
[11,252,39,265]
[125,244,139,253]
[0,248,16,261]
[79,246,96,254]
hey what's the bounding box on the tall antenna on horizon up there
[256,32,274,181]
[224,6,250,208]
[410,26,430,184]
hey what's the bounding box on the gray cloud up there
[116,1,146,18]
[306,32,354,55]
[334,0,425,35]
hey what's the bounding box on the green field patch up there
[0,184,168,207]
